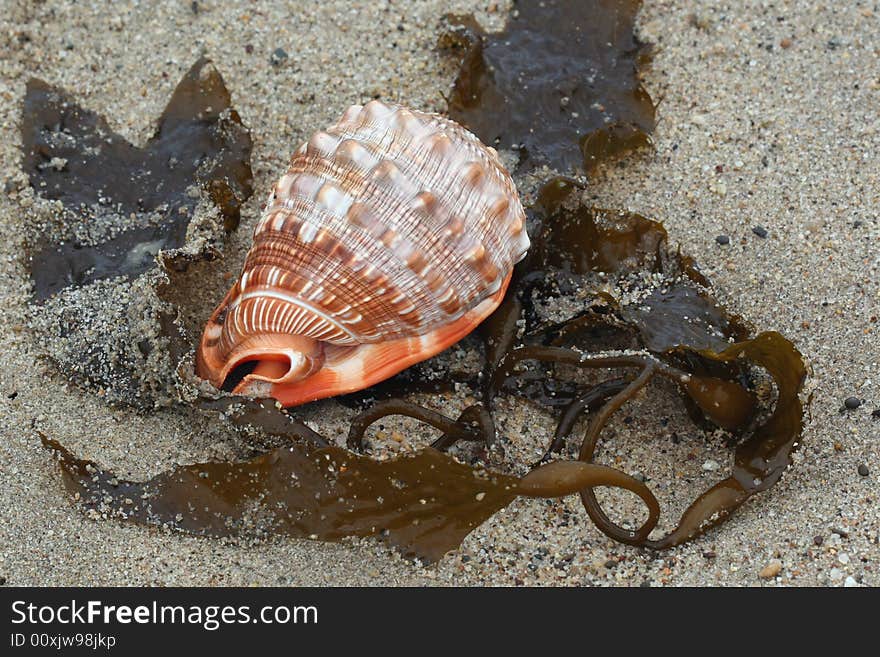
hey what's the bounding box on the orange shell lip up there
[196,327,322,393]
[196,272,512,407]
[262,272,513,407]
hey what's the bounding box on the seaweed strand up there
[347,400,486,452]
[576,363,658,542]
[540,377,629,462]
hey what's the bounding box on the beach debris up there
[440,0,655,174]
[270,48,288,66]
[759,560,782,579]
[195,100,530,407]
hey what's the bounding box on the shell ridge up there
[251,219,425,341]
[331,102,522,276]
[233,289,358,344]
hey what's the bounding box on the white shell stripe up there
[231,289,359,342]
[261,198,430,337]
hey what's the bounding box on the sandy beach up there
[0,0,877,586]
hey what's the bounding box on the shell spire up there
[196,100,529,406]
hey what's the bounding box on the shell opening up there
[227,346,326,398]
[196,328,326,399]
[221,359,259,392]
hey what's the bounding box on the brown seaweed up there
[22,57,253,301]
[41,397,657,561]
[483,187,805,546]
[40,180,806,559]
[20,58,254,409]
[441,0,655,174]
[40,433,520,562]
[29,16,806,558]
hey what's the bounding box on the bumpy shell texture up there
[197,100,529,406]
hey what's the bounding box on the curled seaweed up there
[346,401,492,452]
[39,182,806,559]
[481,186,806,547]
[27,12,805,558]
[440,0,655,174]
[40,396,656,561]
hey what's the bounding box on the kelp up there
[30,6,805,560]
[41,180,806,559]
[20,58,254,409]
[485,189,805,547]
[22,57,253,301]
[40,399,657,561]
[440,0,655,174]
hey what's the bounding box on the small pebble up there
[872,409,880,419]
[752,225,768,238]
[844,397,861,410]
[780,37,792,48]
[844,576,858,587]
[702,550,717,559]
[838,553,850,565]
[270,47,288,66]
[813,535,824,546]
[715,234,730,245]
[759,560,782,579]
[702,459,720,472]
[829,567,843,581]
[857,464,869,477]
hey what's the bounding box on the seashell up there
[196,100,530,406]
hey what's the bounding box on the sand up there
[0,0,877,586]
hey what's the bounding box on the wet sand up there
[0,0,877,586]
